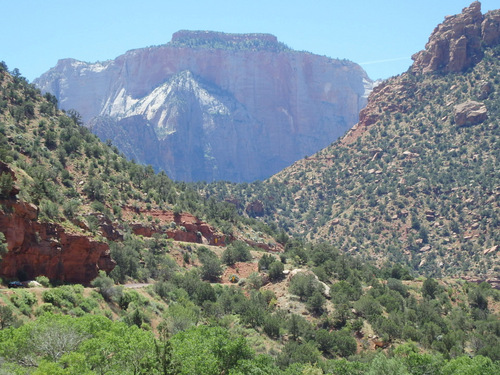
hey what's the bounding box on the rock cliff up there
[344,1,499,144]
[34,31,372,182]
[412,2,500,74]
[0,164,115,284]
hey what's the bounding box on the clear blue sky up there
[1,0,498,82]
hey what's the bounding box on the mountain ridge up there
[204,1,500,279]
[34,31,372,182]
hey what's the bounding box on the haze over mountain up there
[34,31,372,182]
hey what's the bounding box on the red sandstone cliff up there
[0,164,115,284]
[342,1,499,144]
[411,2,500,74]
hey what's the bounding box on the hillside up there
[2,57,500,374]
[1,2,500,373]
[34,31,371,182]
[203,2,500,280]
[0,62,283,284]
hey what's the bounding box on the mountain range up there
[1,1,500,371]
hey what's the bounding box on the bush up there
[263,314,281,339]
[289,272,324,301]
[258,254,275,271]
[268,261,284,282]
[35,275,50,287]
[91,271,119,301]
[200,256,223,283]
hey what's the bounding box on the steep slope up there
[34,31,372,182]
[205,2,500,279]
[0,65,277,284]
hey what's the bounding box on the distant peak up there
[168,30,291,52]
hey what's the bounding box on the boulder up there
[454,100,488,126]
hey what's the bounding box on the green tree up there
[268,261,284,282]
[170,325,253,375]
[200,256,223,282]
[0,172,13,198]
[0,305,15,329]
[91,270,119,301]
[422,278,439,299]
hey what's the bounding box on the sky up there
[1,0,498,82]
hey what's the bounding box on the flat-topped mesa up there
[170,30,289,52]
[411,1,500,74]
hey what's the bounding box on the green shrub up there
[35,275,50,287]
[268,261,284,282]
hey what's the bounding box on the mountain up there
[34,31,372,182]
[2,14,500,369]
[0,64,282,284]
[205,1,500,279]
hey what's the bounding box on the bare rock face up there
[454,100,488,126]
[412,2,500,74]
[0,167,115,284]
[34,31,372,182]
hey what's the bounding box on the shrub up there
[268,261,284,282]
[91,271,119,301]
[35,275,50,288]
[200,256,223,283]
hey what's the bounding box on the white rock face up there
[34,32,372,182]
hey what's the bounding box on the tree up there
[268,261,284,282]
[0,172,13,198]
[289,273,324,301]
[366,353,410,375]
[307,291,326,315]
[91,270,119,301]
[0,232,8,261]
[0,305,15,329]
[422,278,439,299]
[170,325,253,375]
[276,341,320,368]
[200,256,223,282]
[442,355,500,375]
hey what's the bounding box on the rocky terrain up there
[207,2,500,279]
[34,31,372,182]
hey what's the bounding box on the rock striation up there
[412,2,500,74]
[0,165,115,285]
[122,207,227,246]
[34,31,372,182]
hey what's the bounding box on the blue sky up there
[1,0,498,82]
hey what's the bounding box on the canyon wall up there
[35,31,372,182]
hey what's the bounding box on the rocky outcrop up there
[0,166,115,284]
[123,207,226,246]
[34,31,372,182]
[454,100,488,126]
[412,2,500,74]
[245,200,265,217]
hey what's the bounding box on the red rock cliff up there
[0,165,115,284]
[412,2,500,74]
